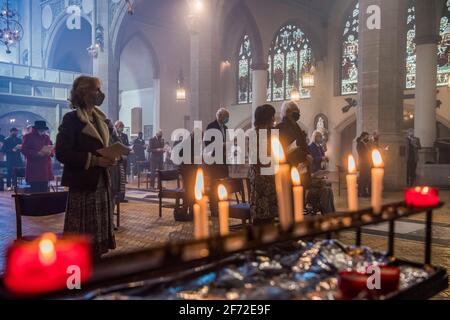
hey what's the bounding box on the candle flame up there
[348,155,357,174]
[271,137,286,163]
[372,149,384,168]
[38,233,57,266]
[291,167,301,186]
[421,186,430,195]
[195,168,205,201]
[218,184,228,201]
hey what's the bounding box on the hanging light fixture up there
[176,69,187,102]
[447,73,450,91]
[302,63,316,89]
[0,0,24,54]
[290,85,300,101]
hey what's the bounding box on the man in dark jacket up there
[276,101,312,189]
[132,132,146,175]
[356,132,372,197]
[406,129,421,187]
[205,108,230,216]
[1,128,23,189]
[149,129,165,189]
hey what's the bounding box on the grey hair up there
[216,108,230,121]
[281,101,300,118]
[311,130,323,142]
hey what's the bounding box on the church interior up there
[0,0,449,303]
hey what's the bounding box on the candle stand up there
[0,202,447,300]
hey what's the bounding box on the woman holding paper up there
[55,76,116,260]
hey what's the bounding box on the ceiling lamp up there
[290,86,300,101]
[0,0,24,54]
[176,69,187,102]
[302,70,315,89]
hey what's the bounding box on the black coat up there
[55,109,110,191]
[275,118,309,166]
[1,136,23,168]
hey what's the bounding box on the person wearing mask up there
[205,108,230,216]
[1,128,23,190]
[356,132,372,197]
[56,76,116,259]
[308,131,328,174]
[149,129,165,189]
[249,104,278,224]
[132,132,146,175]
[21,121,54,193]
[406,128,422,187]
[276,101,312,189]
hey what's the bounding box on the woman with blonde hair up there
[55,76,116,260]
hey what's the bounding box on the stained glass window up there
[406,1,416,89]
[267,24,312,101]
[341,2,359,95]
[437,0,450,87]
[237,34,252,104]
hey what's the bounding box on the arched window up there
[437,1,450,86]
[237,34,252,104]
[267,24,313,101]
[405,0,416,89]
[341,2,359,95]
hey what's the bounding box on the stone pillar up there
[30,0,42,67]
[251,63,268,127]
[414,0,440,163]
[153,78,161,131]
[357,0,408,190]
[93,0,119,120]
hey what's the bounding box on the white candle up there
[217,184,230,237]
[346,155,358,212]
[271,137,293,231]
[291,167,304,223]
[194,168,209,240]
[371,149,385,214]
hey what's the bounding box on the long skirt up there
[249,165,278,223]
[64,173,116,259]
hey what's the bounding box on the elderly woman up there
[56,76,116,259]
[249,104,278,225]
[276,101,312,188]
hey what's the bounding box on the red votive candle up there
[378,266,400,296]
[405,186,440,207]
[4,233,93,296]
[338,271,369,299]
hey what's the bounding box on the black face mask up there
[291,112,301,122]
[95,91,106,106]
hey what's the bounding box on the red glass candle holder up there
[4,234,93,296]
[338,271,369,299]
[405,187,440,207]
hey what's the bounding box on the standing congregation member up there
[1,128,23,190]
[114,121,129,201]
[21,121,54,193]
[406,129,422,187]
[356,132,372,197]
[249,104,278,225]
[56,76,116,260]
[149,129,165,189]
[133,132,147,174]
[308,131,328,174]
[205,108,230,216]
[276,101,312,189]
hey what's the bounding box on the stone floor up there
[0,184,449,299]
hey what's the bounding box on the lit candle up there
[4,233,92,296]
[346,155,358,212]
[371,149,385,214]
[291,167,304,223]
[218,184,230,237]
[271,137,293,231]
[193,168,209,240]
[405,186,440,207]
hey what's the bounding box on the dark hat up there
[33,121,49,131]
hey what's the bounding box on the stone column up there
[30,0,42,67]
[93,0,119,120]
[251,63,268,127]
[357,0,408,190]
[414,0,440,163]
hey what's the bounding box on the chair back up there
[157,170,181,189]
[217,178,248,203]
[13,192,68,217]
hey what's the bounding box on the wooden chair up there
[12,192,68,239]
[157,170,185,218]
[218,178,252,226]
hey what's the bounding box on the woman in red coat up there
[21,121,54,193]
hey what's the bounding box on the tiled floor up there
[0,185,449,299]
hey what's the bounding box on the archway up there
[118,34,157,140]
[47,17,92,74]
[0,111,48,136]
